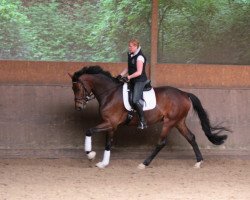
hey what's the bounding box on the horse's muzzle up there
[75,101,85,111]
[75,105,83,111]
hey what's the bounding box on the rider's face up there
[128,43,138,54]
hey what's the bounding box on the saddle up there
[127,80,151,106]
[122,81,156,111]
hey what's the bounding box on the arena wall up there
[0,60,249,157]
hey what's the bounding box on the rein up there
[74,80,122,104]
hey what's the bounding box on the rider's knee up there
[133,101,141,108]
[131,98,137,106]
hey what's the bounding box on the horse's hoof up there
[96,162,107,169]
[87,151,96,160]
[137,163,146,170]
[194,161,203,168]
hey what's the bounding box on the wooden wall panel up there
[1,61,249,88]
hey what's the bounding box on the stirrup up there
[137,121,147,130]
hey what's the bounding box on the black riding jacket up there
[128,49,147,84]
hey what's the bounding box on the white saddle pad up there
[122,83,156,111]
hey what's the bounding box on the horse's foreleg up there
[85,129,96,160]
[96,133,113,169]
[84,122,113,165]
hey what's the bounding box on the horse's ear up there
[68,73,73,79]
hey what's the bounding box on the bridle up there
[73,81,95,105]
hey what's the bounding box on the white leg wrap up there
[102,150,110,166]
[85,136,92,152]
[96,150,110,169]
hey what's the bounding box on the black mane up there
[72,65,118,83]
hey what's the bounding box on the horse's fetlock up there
[105,144,111,151]
[162,139,167,146]
[86,129,93,136]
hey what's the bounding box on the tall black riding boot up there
[134,102,147,129]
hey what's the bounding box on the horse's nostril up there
[76,106,83,111]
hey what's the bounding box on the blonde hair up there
[129,38,140,47]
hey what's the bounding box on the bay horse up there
[69,65,228,169]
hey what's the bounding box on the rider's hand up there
[122,76,129,83]
[116,75,123,81]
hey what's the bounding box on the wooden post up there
[150,0,158,85]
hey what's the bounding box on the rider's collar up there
[130,46,141,57]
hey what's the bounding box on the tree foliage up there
[158,0,250,64]
[0,0,30,59]
[0,0,249,64]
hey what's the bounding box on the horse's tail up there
[188,93,229,145]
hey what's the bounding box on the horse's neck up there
[84,75,117,100]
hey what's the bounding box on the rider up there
[117,39,148,129]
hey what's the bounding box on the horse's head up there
[68,73,92,111]
[69,65,119,111]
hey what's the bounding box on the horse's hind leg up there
[138,138,167,169]
[176,120,204,168]
[138,119,172,169]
